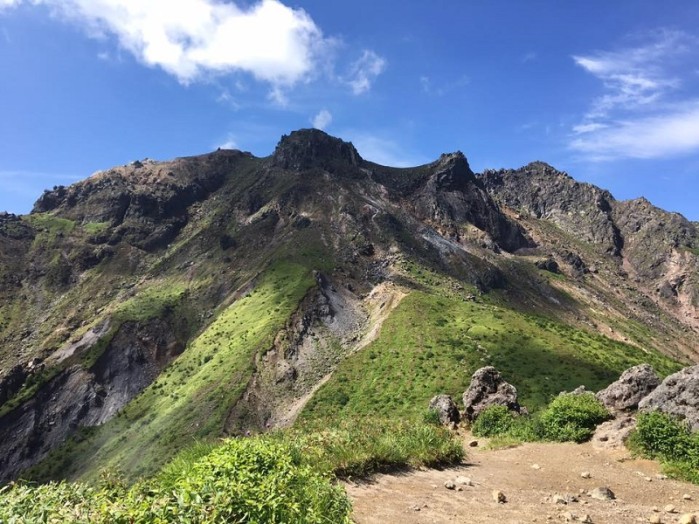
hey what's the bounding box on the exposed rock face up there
[480,162,621,255]
[535,257,560,274]
[272,129,361,172]
[0,317,184,482]
[463,366,520,421]
[591,416,636,450]
[428,394,460,426]
[638,366,699,430]
[596,364,661,412]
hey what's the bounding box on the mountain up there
[0,129,696,483]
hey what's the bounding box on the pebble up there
[552,494,567,505]
[581,515,593,524]
[648,515,661,524]
[683,494,693,501]
[580,471,591,479]
[454,476,473,486]
[589,487,615,501]
[493,490,507,503]
[562,511,575,522]
[468,440,479,447]
[679,515,697,524]
[532,463,541,470]
[664,505,676,514]
[444,480,456,490]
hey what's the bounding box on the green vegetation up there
[82,221,110,235]
[3,419,462,523]
[629,411,699,484]
[25,213,76,237]
[301,287,679,424]
[472,393,610,444]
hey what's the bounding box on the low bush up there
[0,418,464,522]
[629,411,699,484]
[538,393,610,443]
[472,405,516,437]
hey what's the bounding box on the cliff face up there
[0,129,696,483]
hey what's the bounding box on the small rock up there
[590,487,615,501]
[682,494,693,501]
[648,515,661,524]
[410,504,421,512]
[655,474,668,480]
[444,481,456,490]
[651,507,659,512]
[581,515,593,524]
[532,463,542,470]
[552,494,568,505]
[562,511,575,522]
[454,476,473,486]
[469,440,479,447]
[493,490,507,503]
[580,471,591,479]
[679,514,697,524]
[664,505,676,514]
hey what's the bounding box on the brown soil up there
[347,434,699,524]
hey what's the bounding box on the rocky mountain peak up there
[431,151,476,190]
[271,129,362,171]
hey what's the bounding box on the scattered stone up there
[580,471,591,479]
[589,487,615,501]
[492,490,507,503]
[428,394,461,426]
[552,494,567,505]
[410,504,421,512]
[535,257,560,274]
[682,494,693,501]
[679,514,697,524]
[468,440,479,447]
[581,515,593,524]
[444,480,456,490]
[562,511,575,522]
[596,364,660,412]
[651,507,659,512]
[655,474,668,480]
[648,515,662,524]
[532,463,542,470]
[454,476,473,486]
[664,505,676,514]
[638,366,699,431]
[463,367,521,421]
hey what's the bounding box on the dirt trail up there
[347,434,699,524]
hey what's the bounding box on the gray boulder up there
[638,365,699,430]
[596,364,660,412]
[428,394,460,426]
[463,366,520,421]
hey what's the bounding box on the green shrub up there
[630,411,699,484]
[539,393,610,442]
[422,408,442,426]
[472,405,516,437]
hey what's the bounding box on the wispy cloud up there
[420,74,469,96]
[311,109,332,130]
[346,50,386,95]
[570,29,699,161]
[521,51,537,64]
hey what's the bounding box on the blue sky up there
[1,1,698,220]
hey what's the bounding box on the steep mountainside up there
[0,130,696,483]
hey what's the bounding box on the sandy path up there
[347,436,699,524]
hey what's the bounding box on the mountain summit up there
[0,130,696,483]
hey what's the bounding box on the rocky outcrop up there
[272,129,361,172]
[638,366,699,430]
[596,364,660,413]
[0,317,184,482]
[463,366,520,421]
[428,394,460,426]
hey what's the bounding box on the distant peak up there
[272,129,362,171]
[431,150,476,189]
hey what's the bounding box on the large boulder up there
[638,365,699,430]
[596,364,660,412]
[463,366,520,421]
[428,394,460,426]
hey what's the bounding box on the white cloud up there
[570,30,699,161]
[0,0,21,8]
[522,51,537,63]
[570,101,699,160]
[419,73,469,96]
[217,133,238,150]
[311,109,332,130]
[346,49,386,95]
[8,0,329,90]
